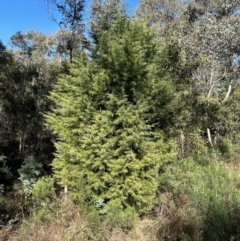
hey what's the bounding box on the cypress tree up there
[46,13,175,213]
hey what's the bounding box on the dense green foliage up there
[161,156,240,240]
[47,15,175,213]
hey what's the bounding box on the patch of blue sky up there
[0,0,138,47]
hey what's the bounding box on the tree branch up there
[222,82,232,103]
[207,69,227,98]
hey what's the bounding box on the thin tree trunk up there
[222,83,232,103]
[180,130,185,156]
[64,185,68,201]
[69,48,73,63]
[207,128,214,148]
[207,68,226,98]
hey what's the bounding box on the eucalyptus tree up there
[0,40,41,171]
[181,1,240,149]
[136,0,240,153]
[41,0,86,62]
[0,31,61,172]
[0,41,15,149]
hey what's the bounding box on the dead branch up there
[222,81,232,103]
[207,128,214,148]
[207,69,227,98]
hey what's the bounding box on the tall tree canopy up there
[137,0,240,154]
[41,0,86,62]
[0,32,60,181]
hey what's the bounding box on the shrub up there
[104,199,138,229]
[86,198,138,230]
[18,156,43,197]
[160,156,240,240]
[216,136,231,158]
[190,162,240,241]
[0,155,13,184]
[32,176,55,203]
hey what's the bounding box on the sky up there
[0,0,138,47]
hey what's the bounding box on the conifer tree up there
[46,12,175,213]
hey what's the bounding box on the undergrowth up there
[2,152,240,241]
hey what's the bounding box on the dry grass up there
[0,192,201,241]
[0,198,142,241]
[1,219,156,241]
[145,192,199,241]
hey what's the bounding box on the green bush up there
[32,176,55,202]
[0,155,13,184]
[104,199,138,229]
[216,137,231,158]
[85,205,103,227]
[160,156,240,240]
[18,156,43,197]
[190,162,240,241]
[86,198,138,230]
[201,194,240,241]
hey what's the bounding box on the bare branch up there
[207,128,214,148]
[222,82,232,103]
[207,69,227,98]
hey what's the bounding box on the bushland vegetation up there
[1,0,240,240]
